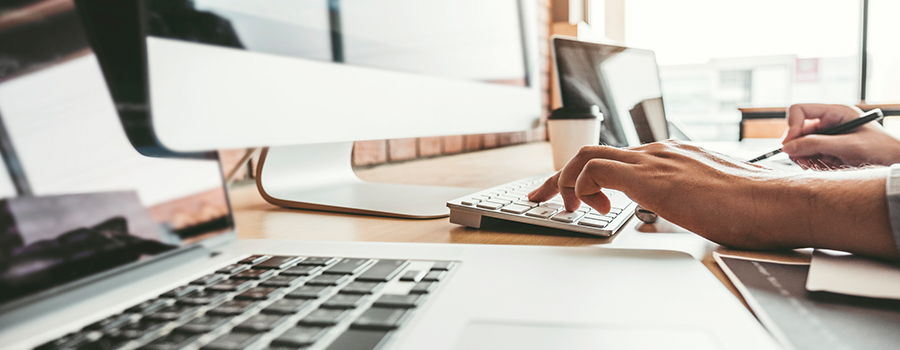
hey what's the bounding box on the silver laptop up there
[0,5,779,350]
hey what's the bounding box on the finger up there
[557,146,640,211]
[784,104,861,143]
[528,172,561,203]
[574,158,632,214]
[782,134,852,159]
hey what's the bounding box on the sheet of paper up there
[806,249,900,300]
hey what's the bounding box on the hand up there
[527,140,899,259]
[782,104,900,169]
[528,140,787,249]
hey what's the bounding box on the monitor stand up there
[255,142,479,219]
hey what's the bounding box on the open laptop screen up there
[553,38,669,147]
[0,0,233,308]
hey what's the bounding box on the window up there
[625,0,861,140]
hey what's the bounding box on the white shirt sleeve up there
[885,164,900,253]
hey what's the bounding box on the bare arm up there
[528,140,899,260]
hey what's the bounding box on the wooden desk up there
[230,142,811,305]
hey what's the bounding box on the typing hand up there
[781,104,900,169]
[527,140,798,250]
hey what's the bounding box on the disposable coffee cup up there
[547,105,603,171]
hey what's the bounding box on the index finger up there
[528,146,638,206]
[557,145,640,211]
[528,172,561,203]
[784,104,862,143]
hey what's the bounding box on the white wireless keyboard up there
[447,174,637,237]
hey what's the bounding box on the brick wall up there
[221,0,553,178]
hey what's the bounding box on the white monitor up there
[76,0,542,218]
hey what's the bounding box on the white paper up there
[806,249,900,300]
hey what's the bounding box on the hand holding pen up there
[749,107,885,165]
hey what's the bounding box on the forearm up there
[772,168,899,259]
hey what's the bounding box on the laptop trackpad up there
[454,322,721,350]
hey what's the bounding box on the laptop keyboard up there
[447,175,637,237]
[35,255,455,350]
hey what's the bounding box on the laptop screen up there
[553,38,669,147]
[0,0,233,307]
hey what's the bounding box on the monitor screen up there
[0,0,233,307]
[74,0,541,152]
[144,0,528,87]
[553,38,668,147]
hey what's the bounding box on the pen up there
[747,108,884,163]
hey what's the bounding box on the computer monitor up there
[75,0,542,218]
[552,37,670,147]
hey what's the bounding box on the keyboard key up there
[324,329,390,350]
[238,255,270,264]
[430,261,455,271]
[260,274,306,287]
[203,332,262,350]
[280,265,323,276]
[190,274,227,286]
[206,279,254,292]
[515,200,539,208]
[106,319,165,341]
[525,206,557,219]
[233,314,290,332]
[162,285,200,298]
[578,218,609,228]
[460,198,481,206]
[207,300,259,316]
[146,304,200,321]
[216,264,249,275]
[609,208,623,214]
[356,259,409,282]
[177,290,229,305]
[351,307,411,330]
[399,270,425,282]
[501,204,532,214]
[299,309,350,326]
[476,201,504,210]
[584,213,611,222]
[84,314,134,332]
[251,255,302,269]
[372,294,425,308]
[307,274,351,286]
[287,285,333,299]
[77,336,127,350]
[487,199,513,206]
[35,332,93,350]
[497,195,521,202]
[271,326,329,347]
[543,202,565,209]
[323,258,372,275]
[298,257,338,266]
[231,269,276,280]
[550,211,585,223]
[126,299,170,315]
[421,270,447,282]
[235,286,282,300]
[322,294,369,309]
[175,315,232,334]
[409,282,437,294]
[143,331,201,350]
[340,281,385,294]
[263,298,314,315]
